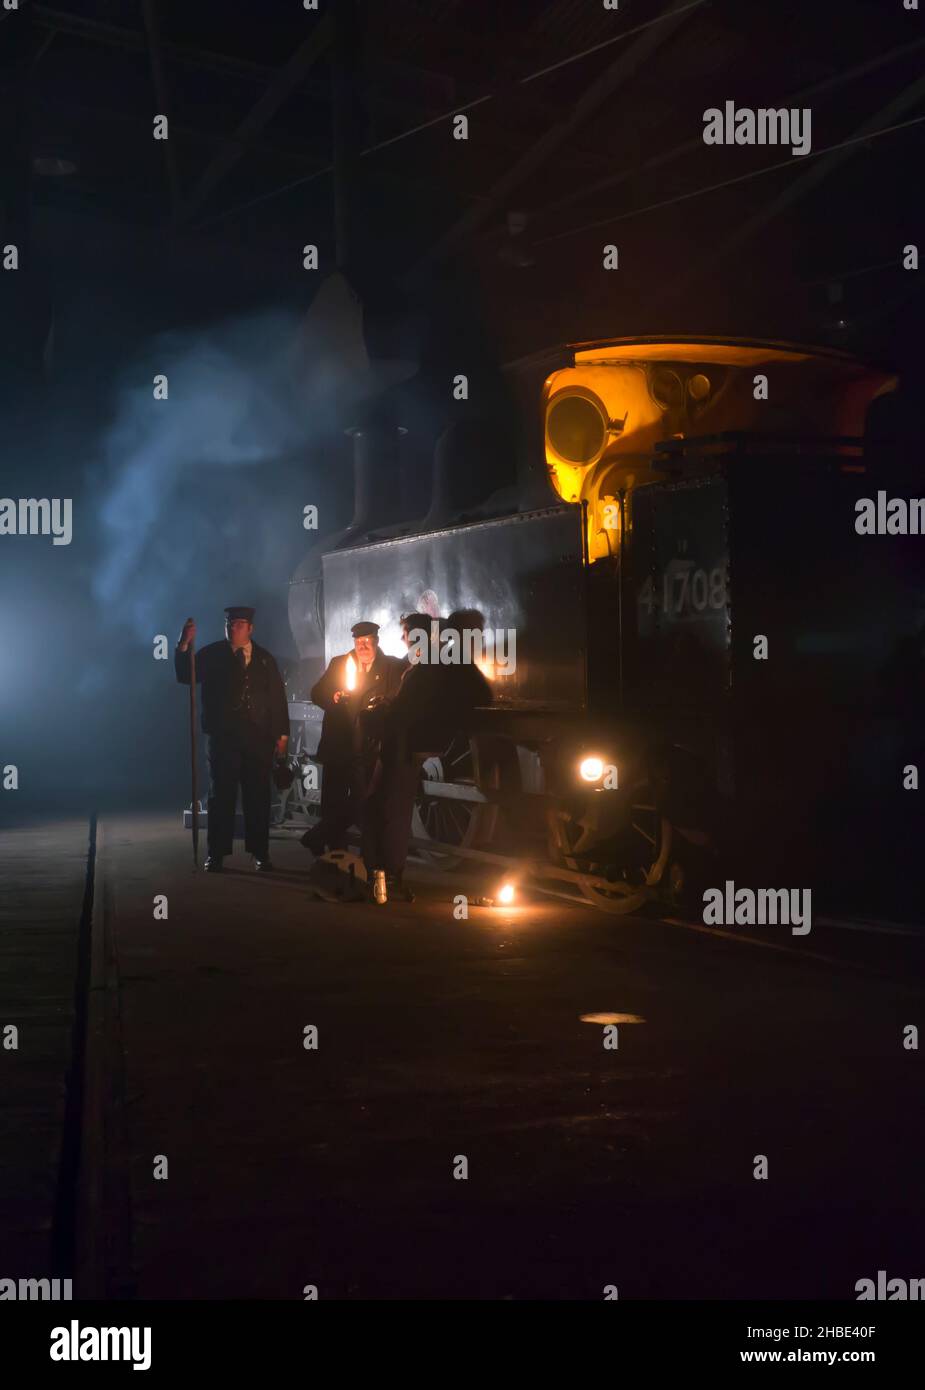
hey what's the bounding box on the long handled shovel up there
[189,641,199,870]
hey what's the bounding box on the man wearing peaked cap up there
[176,606,290,873]
[302,618,404,856]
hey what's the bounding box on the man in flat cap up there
[176,607,290,872]
[302,620,404,855]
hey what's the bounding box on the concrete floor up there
[0,820,88,1274]
[2,813,924,1300]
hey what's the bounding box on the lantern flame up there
[345,654,357,691]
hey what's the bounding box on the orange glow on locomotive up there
[543,338,895,565]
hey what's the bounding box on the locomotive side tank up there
[294,337,916,913]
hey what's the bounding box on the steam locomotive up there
[285,336,922,914]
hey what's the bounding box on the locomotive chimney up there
[423,424,460,528]
[424,416,516,527]
[344,417,406,539]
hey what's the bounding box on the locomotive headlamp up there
[546,387,622,469]
[579,755,605,783]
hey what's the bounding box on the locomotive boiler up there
[287,336,922,915]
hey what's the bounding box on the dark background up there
[1,0,922,813]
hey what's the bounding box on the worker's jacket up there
[311,650,405,763]
[376,660,493,763]
[175,640,289,741]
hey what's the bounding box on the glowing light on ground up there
[579,1012,646,1024]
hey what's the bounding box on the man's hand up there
[178,617,196,651]
[332,690,347,704]
[275,736,289,758]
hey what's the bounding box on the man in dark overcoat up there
[302,620,405,855]
[175,606,290,872]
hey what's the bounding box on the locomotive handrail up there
[654,431,866,452]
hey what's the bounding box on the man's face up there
[226,619,253,649]
[354,634,377,665]
[402,625,426,662]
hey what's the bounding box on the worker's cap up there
[351,621,379,637]
[225,606,255,622]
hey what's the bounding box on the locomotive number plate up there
[638,563,727,618]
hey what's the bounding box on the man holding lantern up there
[301,620,404,855]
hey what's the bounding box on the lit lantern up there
[345,654,357,691]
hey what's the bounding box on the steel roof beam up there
[411,0,705,274]
[173,13,334,226]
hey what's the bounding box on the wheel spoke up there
[409,734,496,867]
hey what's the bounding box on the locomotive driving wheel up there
[547,780,672,916]
[411,731,499,869]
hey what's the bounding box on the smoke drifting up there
[1,275,421,815]
[90,308,342,645]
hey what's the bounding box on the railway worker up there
[175,607,290,873]
[301,620,404,856]
[361,612,492,902]
[398,611,436,672]
[443,609,494,714]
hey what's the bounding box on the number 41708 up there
[638,565,727,617]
